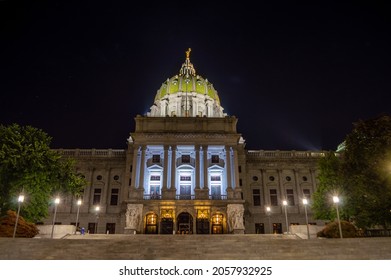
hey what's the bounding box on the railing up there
[143,194,162,200]
[55,149,126,158]
[143,194,228,200]
[176,195,195,200]
[246,150,328,159]
[209,195,227,200]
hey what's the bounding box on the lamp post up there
[333,196,343,239]
[95,206,100,234]
[50,197,60,239]
[282,200,289,234]
[12,194,25,238]
[302,198,310,239]
[74,199,82,234]
[266,206,272,234]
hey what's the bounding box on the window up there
[253,189,261,206]
[211,155,219,163]
[113,175,119,181]
[269,176,275,181]
[270,189,278,206]
[239,178,242,186]
[303,189,311,199]
[149,174,161,199]
[96,175,102,180]
[210,175,221,199]
[110,188,119,205]
[286,176,291,181]
[252,176,258,181]
[152,155,160,163]
[302,176,308,181]
[238,166,242,173]
[286,189,295,206]
[93,188,101,205]
[181,155,190,163]
[150,175,160,181]
[179,175,192,199]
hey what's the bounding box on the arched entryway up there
[145,213,158,234]
[177,212,193,234]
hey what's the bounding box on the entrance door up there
[211,214,223,234]
[145,213,158,234]
[161,218,174,234]
[196,218,210,234]
[273,223,282,234]
[177,212,193,234]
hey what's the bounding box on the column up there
[138,145,146,191]
[225,146,232,190]
[203,145,209,190]
[195,145,201,189]
[163,146,169,190]
[170,145,177,190]
[277,169,284,204]
[232,147,240,189]
[261,169,268,206]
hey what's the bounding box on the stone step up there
[1,235,391,260]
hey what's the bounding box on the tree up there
[312,151,345,221]
[314,115,391,229]
[0,123,86,222]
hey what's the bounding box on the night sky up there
[1,1,390,151]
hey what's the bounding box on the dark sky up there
[1,1,390,151]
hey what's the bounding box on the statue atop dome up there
[147,50,226,118]
[186,48,191,59]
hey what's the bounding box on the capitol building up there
[45,49,326,235]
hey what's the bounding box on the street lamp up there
[50,197,60,239]
[302,198,310,239]
[12,194,25,238]
[282,200,289,234]
[95,206,100,234]
[333,196,343,239]
[266,206,272,234]
[74,199,82,234]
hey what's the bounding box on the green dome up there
[154,74,220,105]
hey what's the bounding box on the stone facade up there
[42,50,326,234]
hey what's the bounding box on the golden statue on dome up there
[186,48,191,59]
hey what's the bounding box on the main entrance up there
[177,212,193,234]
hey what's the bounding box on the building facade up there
[46,49,326,234]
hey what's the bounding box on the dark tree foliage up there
[315,115,391,229]
[0,124,86,222]
[342,115,391,229]
[312,152,345,221]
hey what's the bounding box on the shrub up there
[317,220,357,238]
[0,210,39,238]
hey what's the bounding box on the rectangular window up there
[238,166,242,173]
[110,188,119,206]
[211,155,219,163]
[180,176,191,181]
[286,189,295,206]
[181,155,190,163]
[303,189,311,199]
[152,155,160,163]
[270,189,278,206]
[93,188,101,205]
[253,189,261,206]
[210,176,221,181]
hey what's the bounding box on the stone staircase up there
[1,234,391,260]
